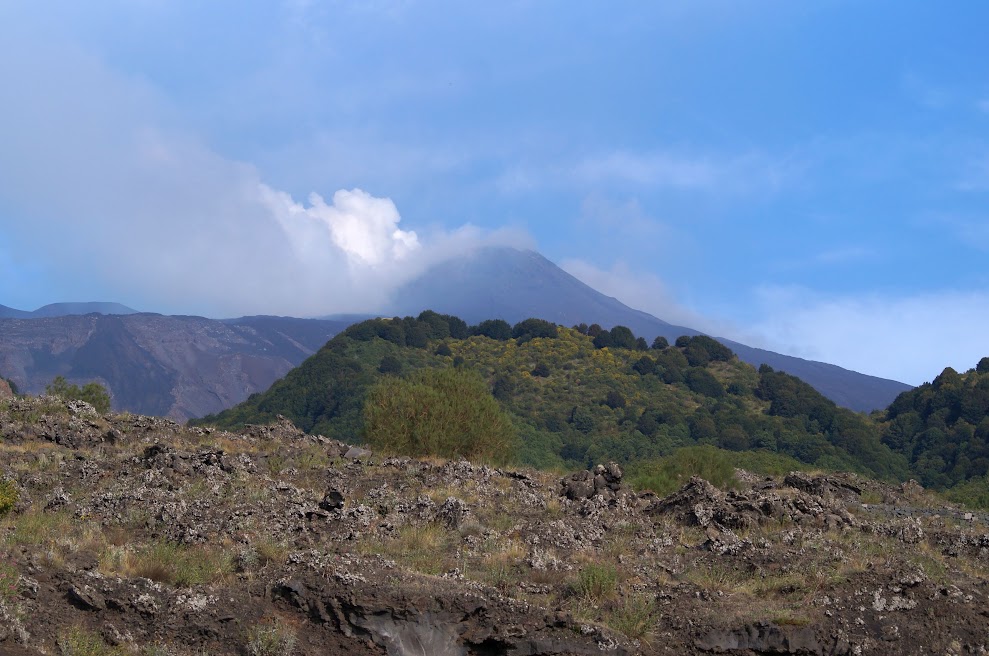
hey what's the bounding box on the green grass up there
[571,563,620,601]
[58,626,126,656]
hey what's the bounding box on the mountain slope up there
[0,314,350,420]
[388,247,911,412]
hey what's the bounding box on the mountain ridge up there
[0,301,139,319]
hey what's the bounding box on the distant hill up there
[0,301,139,318]
[0,314,350,420]
[388,247,912,412]
[197,314,909,481]
[881,359,989,495]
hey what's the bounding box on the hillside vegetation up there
[881,358,989,505]
[197,312,910,483]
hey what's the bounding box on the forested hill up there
[882,359,989,498]
[196,312,910,483]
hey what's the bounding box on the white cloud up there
[260,186,419,268]
[750,286,989,385]
[0,17,519,318]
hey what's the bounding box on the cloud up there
[259,187,419,268]
[0,16,519,318]
[497,148,792,196]
[577,195,672,240]
[750,286,989,385]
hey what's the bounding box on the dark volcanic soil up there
[0,396,988,655]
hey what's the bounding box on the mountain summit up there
[388,247,910,412]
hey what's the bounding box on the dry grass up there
[57,626,126,656]
[358,523,453,575]
[101,541,235,586]
[605,593,659,641]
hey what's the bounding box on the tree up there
[434,343,453,357]
[635,337,649,351]
[604,390,626,409]
[473,319,512,341]
[685,368,724,398]
[978,357,989,374]
[651,336,669,350]
[379,355,403,375]
[609,325,637,350]
[592,330,613,349]
[362,368,516,464]
[531,362,551,378]
[512,318,558,341]
[675,335,692,348]
[45,376,111,413]
[632,356,656,376]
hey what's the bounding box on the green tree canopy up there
[362,368,517,464]
[512,318,559,341]
[45,375,111,413]
[473,319,513,341]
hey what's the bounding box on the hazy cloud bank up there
[0,13,520,318]
[750,286,989,385]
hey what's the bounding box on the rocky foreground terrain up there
[0,396,988,655]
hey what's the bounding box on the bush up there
[531,362,551,377]
[571,563,620,601]
[628,445,739,497]
[473,319,513,341]
[378,355,403,375]
[511,318,558,341]
[604,390,626,409]
[0,479,18,516]
[362,368,517,464]
[45,376,111,413]
[246,619,298,656]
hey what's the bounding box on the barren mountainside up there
[0,314,350,421]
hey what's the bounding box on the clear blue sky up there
[1,1,987,385]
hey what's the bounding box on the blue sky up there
[0,1,987,385]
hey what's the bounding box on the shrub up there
[531,362,551,377]
[362,368,517,464]
[628,445,739,497]
[607,594,658,641]
[0,479,18,516]
[246,619,297,656]
[473,319,512,341]
[45,376,111,413]
[571,563,620,601]
[512,318,558,341]
[604,390,626,409]
[378,355,403,375]
[57,626,125,656]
